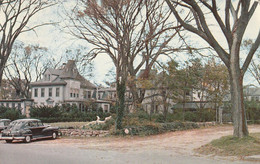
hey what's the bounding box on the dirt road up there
[47,125,260,153]
[1,125,259,164]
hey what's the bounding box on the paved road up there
[1,125,259,164]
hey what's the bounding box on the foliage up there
[0,106,24,120]
[107,110,214,136]
[116,81,126,130]
[121,122,199,136]
[30,106,61,118]
[245,101,260,123]
[29,105,111,123]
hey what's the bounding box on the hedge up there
[0,106,24,120]
[122,122,199,136]
[29,105,111,123]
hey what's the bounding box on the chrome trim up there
[31,136,52,140]
[0,136,25,140]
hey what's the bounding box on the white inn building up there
[30,60,110,112]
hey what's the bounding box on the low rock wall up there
[60,122,219,137]
[61,129,109,137]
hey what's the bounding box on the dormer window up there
[44,74,51,81]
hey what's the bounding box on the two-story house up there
[30,60,110,112]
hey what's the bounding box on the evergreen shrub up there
[0,106,24,120]
[29,105,111,123]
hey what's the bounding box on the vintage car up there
[0,119,11,132]
[0,119,60,143]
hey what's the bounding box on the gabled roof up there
[31,60,96,89]
[48,68,63,76]
[244,87,260,96]
[30,76,67,86]
[76,74,96,89]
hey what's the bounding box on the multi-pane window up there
[41,88,45,97]
[49,88,52,97]
[45,74,51,81]
[12,103,15,108]
[34,88,38,97]
[56,88,60,97]
[84,91,87,99]
[88,91,91,99]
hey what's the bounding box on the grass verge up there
[48,122,88,129]
[196,133,260,157]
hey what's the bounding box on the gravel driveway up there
[1,125,259,164]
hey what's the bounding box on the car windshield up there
[7,121,25,130]
[0,121,5,126]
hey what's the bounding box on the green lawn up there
[196,133,260,157]
[48,122,88,129]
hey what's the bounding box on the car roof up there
[13,119,41,122]
[0,119,11,122]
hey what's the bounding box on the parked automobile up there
[0,119,61,143]
[0,119,11,132]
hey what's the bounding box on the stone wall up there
[61,129,109,137]
[60,122,220,138]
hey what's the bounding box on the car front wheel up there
[52,132,57,139]
[24,135,31,143]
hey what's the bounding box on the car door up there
[36,121,46,137]
[29,121,44,137]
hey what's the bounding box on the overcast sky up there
[16,1,260,85]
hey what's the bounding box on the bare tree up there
[4,42,59,99]
[244,39,260,84]
[165,0,260,138]
[0,0,56,91]
[63,0,181,129]
[62,46,94,80]
[126,1,182,111]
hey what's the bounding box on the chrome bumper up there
[0,135,25,140]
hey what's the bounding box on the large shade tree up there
[165,0,260,137]
[4,42,60,99]
[63,0,181,129]
[0,0,55,92]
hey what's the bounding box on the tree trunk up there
[0,66,4,99]
[182,92,186,122]
[115,80,126,130]
[129,83,145,112]
[229,68,249,138]
[229,29,249,138]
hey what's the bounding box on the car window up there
[0,122,4,126]
[10,121,24,130]
[31,121,38,127]
[37,121,43,126]
[23,122,30,128]
[4,121,10,126]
